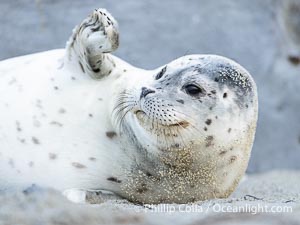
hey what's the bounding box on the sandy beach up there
[0,170,299,225]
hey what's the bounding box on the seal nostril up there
[140,87,155,99]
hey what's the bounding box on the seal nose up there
[140,87,155,99]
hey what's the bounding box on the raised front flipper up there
[66,8,119,79]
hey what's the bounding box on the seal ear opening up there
[155,66,167,80]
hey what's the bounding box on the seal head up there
[112,55,258,203]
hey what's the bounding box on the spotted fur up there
[0,8,258,204]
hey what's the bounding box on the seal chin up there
[134,110,147,125]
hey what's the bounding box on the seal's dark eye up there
[155,66,167,80]
[184,84,205,96]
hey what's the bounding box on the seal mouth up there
[135,110,189,128]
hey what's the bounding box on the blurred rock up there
[0,0,299,172]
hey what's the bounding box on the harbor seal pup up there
[0,8,258,204]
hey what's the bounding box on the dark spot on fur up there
[219,150,227,155]
[71,76,76,80]
[173,143,180,148]
[89,157,96,161]
[28,161,34,167]
[32,137,40,145]
[176,99,184,104]
[72,162,86,169]
[89,113,93,118]
[137,183,148,194]
[228,128,232,133]
[205,135,214,147]
[8,77,17,85]
[16,121,22,132]
[98,98,103,101]
[223,93,228,98]
[288,55,300,65]
[18,138,26,144]
[58,108,66,114]
[209,107,213,111]
[230,156,237,163]
[205,119,212,125]
[50,121,63,127]
[35,99,43,109]
[215,116,218,119]
[123,69,127,72]
[54,86,59,90]
[106,131,117,139]
[107,177,121,183]
[211,90,216,94]
[79,61,85,73]
[8,159,14,168]
[204,127,208,131]
[49,153,57,160]
[214,78,219,82]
